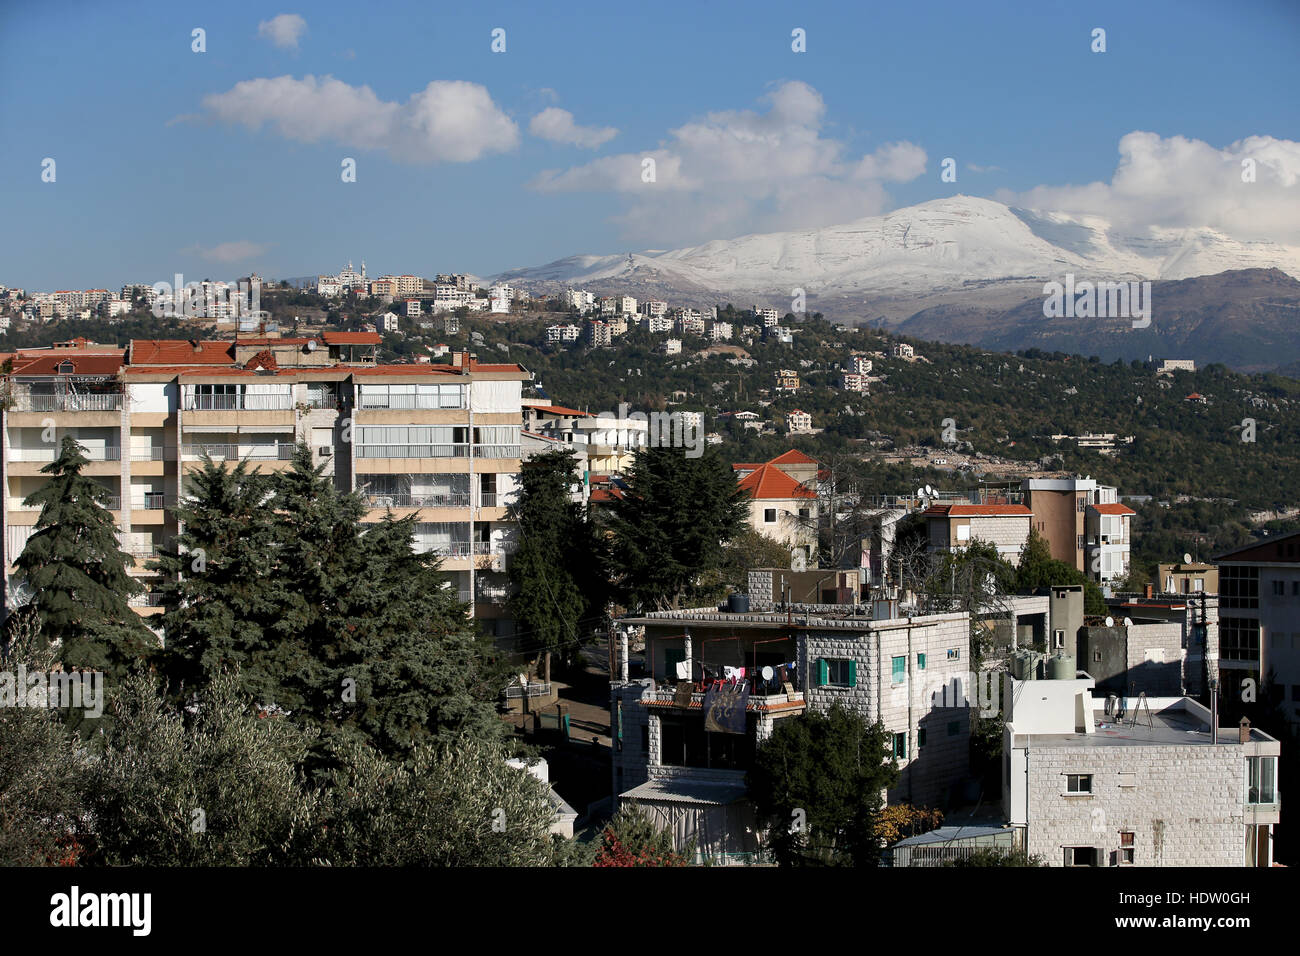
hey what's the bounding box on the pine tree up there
[508,449,605,671]
[14,436,149,674]
[607,445,748,611]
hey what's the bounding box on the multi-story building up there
[850,355,873,375]
[839,371,866,392]
[615,296,637,316]
[1002,673,1279,866]
[610,603,973,862]
[737,454,818,568]
[1021,477,1119,573]
[607,315,628,336]
[640,300,668,318]
[657,338,681,356]
[774,369,800,391]
[545,324,581,344]
[678,315,706,336]
[1214,530,1300,720]
[403,298,422,317]
[2,337,529,638]
[368,277,396,298]
[1085,502,1134,582]
[756,308,779,327]
[1157,359,1196,375]
[892,343,915,359]
[1158,561,1219,595]
[642,315,673,334]
[392,275,423,297]
[708,321,732,342]
[785,409,812,434]
[923,503,1033,566]
[563,289,595,312]
[584,320,612,348]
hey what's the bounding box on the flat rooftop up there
[622,603,965,630]
[1027,705,1274,748]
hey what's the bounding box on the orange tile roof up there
[1090,503,1135,515]
[10,354,125,375]
[321,331,382,345]
[737,463,817,500]
[523,403,591,417]
[129,340,235,365]
[768,448,818,466]
[731,462,763,471]
[923,504,1032,517]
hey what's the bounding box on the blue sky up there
[2,0,1297,290]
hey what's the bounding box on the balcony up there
[478,493,498,508]
[358,395,461,410]
[132,492,176,510]
[9,446,121,462]
[474,445,520,459]
[644,686,806,714]
[131,446,177,461]
[183,394,292,411]
[364,492,471,509]
[9,391,123,412]
[128,592,168,608]
[356,444,469,459]
[182,443,296,461]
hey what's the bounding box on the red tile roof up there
[11,354,126,375]
[523,403,591,417]
[737,463,817,500]
[1090,503,1135,515]
[922,504,1032,517]
[321,331,382,345]
[129,340,235,365]
[768,448,818,466]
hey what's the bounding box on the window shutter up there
[848,660,857,687]
[918,653,926,670]
[817,659,828,687]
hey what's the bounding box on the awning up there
[621,779,748,806]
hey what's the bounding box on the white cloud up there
[201,75,519,164]
[184,240,269,263]
[1000,132,1300,244]
[258,14,307,50]
[529,107,617,149]
[528,81,926,242]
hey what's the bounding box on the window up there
[1077,535,1086,552]
[918,728,927,749]
[1273,581,1285,596]
[764,508,777,523]
[1118,832,1134,865]
[1053,629,1066,649]
[956,525,971,542]
[891,655,906,683]
[947,648,960,660]
[1076,497,1086,512]
[917,653,926,670]
[818,658,856,688]
[1246,756,1277,804]
[947,720,960,737]
[892,733,907,760]
[1221,566,1259,609]
[1065,773,1093,794]
[1221,617,1261,661]
[1117,772,1136,789]
[798,508,810,521]
[1064,846,1098,867]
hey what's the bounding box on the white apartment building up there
[657,338,681,355]
[678,315,706,336]
[545,324,581,344]
[708,321,732,341]
[643,315,673,334]
[615,296,637,316]
[641,300,668,318]
[756,308,779,327]
[393,275,423,297]
[563,289,595,312]
[317,277,342,297]
[892,343,915,359]
[1085,502,1134,582]
[404,299,422,317]
[840,371,867,393]
[850,355,873,375]
[786,409,812,434]
[1003,675,1279,866]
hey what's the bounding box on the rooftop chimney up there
[1239,716,1252,744]
[1144,583,1154,599]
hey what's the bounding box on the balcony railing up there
[356,444,469,459]
[427,541,499,558]
[131,446,177,461]
[133,492,176,510]
[128,592,168,608]
[11,447,121,462]
[478,493,498,508]
[474,445,520,459]
[183,394,293,411]
[182,443,296,461]
[364,493,471,509]
[11,392,123,412]
[358,395,463,410]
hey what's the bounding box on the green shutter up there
[817,659,828,687]
[917,653,926,670]
[847,659,857,687]
[892,655,905,682]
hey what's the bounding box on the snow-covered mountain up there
[494,196,1300,301]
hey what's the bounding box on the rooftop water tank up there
[1048,654,1075,680]
[727,593,750,614]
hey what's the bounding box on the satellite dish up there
[1104,616,1115,628]
[761,666,774,681]
[916,487,925,498]
[1183,552,1192,565]
[1123,617,1133,626]
[925,485,934,496]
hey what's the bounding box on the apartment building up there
[642,315,673,334]
[707,321,732,342]
[774,369,800,391]
[786,409,812,434]
[610,604,973,863]
[1214,530,1300,722]
[656,338,681,355]
[1158,560,1219,595]
[2,337,528,636]
[584,320,612,348]
[545,324,581,344]
[1085,502,1134,582]
[839,371,867,393]
[640,300,668,318]
[1002,674,1280,866]
[393,275,423,297]
[1021,477,1118,573]
[756,308,779,327]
